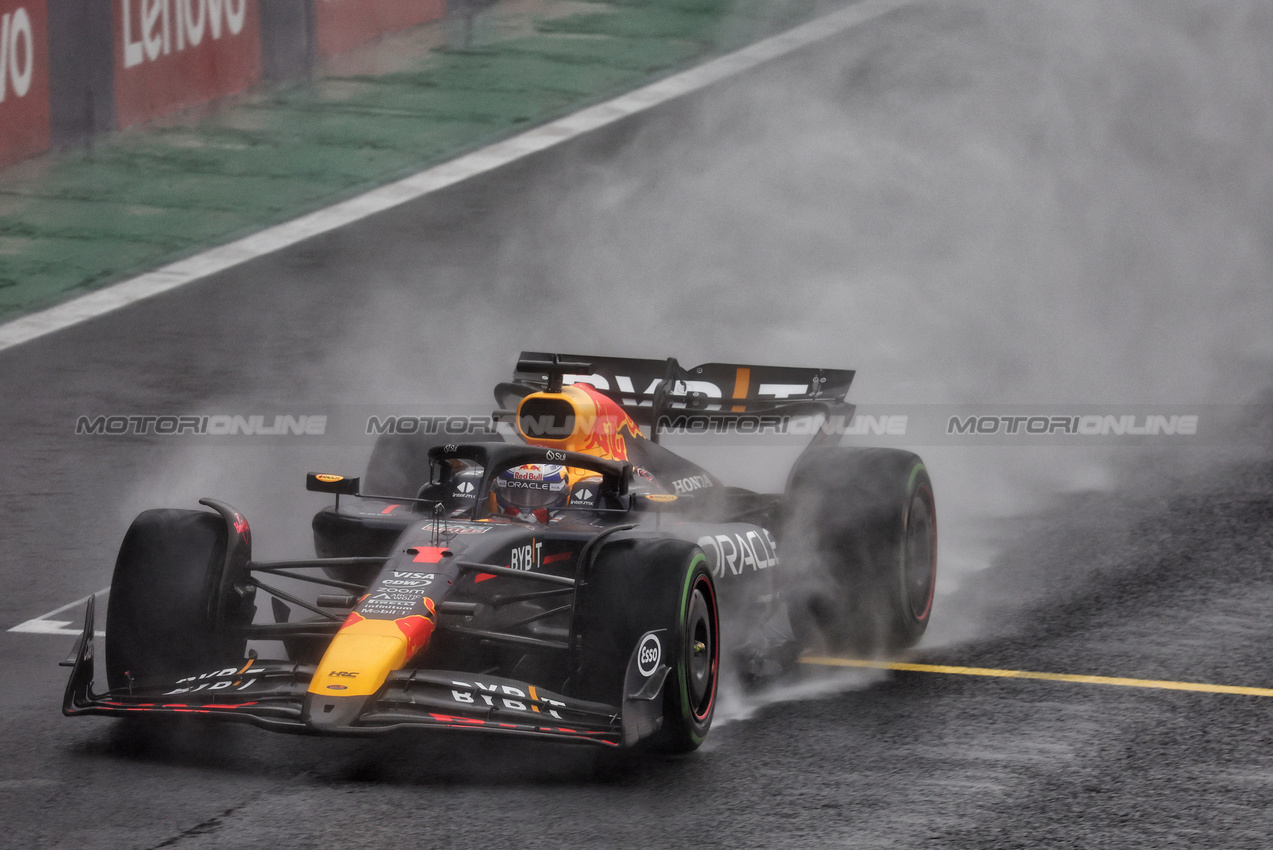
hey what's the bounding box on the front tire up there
[574,539,719,752]
[105,509,253,691]
[654,558,720,752]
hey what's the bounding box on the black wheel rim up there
[904,486,936,622]
[685,577,717,720]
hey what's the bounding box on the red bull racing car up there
[63,353,937,752]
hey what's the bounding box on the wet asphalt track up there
[4,2,1273,847]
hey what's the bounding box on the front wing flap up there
[62,599,625,747]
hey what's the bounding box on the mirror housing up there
[306,473,360,496]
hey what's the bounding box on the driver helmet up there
[493,463,569,521]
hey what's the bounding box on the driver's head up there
[493,463,569,521]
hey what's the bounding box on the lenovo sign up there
[0,0,49,166]
[113,0,261,127]
[1,6,35,97]
[121,0,248,67]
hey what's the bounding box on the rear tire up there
[105,509,253,691]
[783,448,937,655]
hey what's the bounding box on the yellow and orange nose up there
[308,611,435,699]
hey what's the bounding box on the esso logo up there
[637,633,661,677]
[0,7,35,102]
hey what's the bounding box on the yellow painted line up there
[799,657,1273,698]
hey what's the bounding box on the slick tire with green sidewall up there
[575,538,720,752]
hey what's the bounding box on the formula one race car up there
[64,353,936,752]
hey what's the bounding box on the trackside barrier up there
[48,1,115,146]
[0,0,50,167]
[112,0,263,128]
[260,0,314,83]
[314,0,445,58]
[1,0,479,167]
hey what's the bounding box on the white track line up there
[9,588,108,637]
[0,0,908,354]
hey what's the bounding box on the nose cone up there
[304,692,368,729]
[303,613,436,730]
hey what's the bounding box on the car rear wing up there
[499,352,855,441]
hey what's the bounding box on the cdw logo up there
[121,0,248,69]
[0,7,35,102]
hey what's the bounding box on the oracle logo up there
[0,7,34,102]
[121,0,247,69]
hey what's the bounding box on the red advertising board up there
[113,0,262,128]
[0,0,49,167]
[315,0,445,58]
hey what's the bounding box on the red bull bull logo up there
[514,383,644,462]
